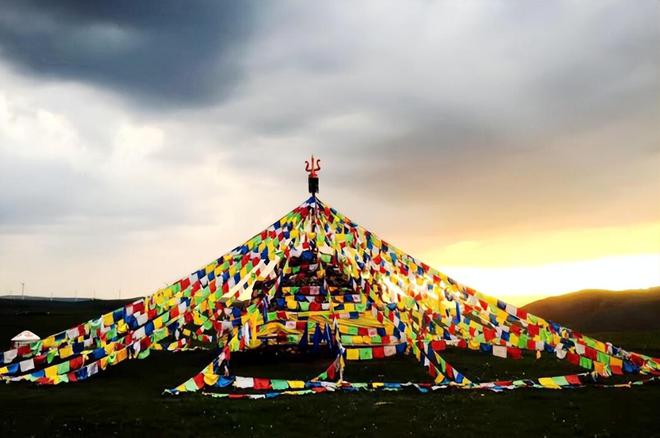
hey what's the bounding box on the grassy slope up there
[0,299,659,437]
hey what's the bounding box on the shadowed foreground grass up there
[1,299,658,437]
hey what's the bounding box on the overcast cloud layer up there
[0,1,658,299]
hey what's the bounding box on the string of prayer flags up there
[3,195,657,399]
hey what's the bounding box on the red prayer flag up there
[527,324,539,337]
[192,373,205,389]
[566,352,580,366]
[431,340,446,352]
[565,374,582,385]
[253,378,272,390]
[506,347,522,359]
[69,356,84,370]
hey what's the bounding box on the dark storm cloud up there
[1,0,658,237]
[0,0,257,106]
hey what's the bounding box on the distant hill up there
[523,287,660,332]
[3,288,659,337]
[0,295,139,302]
[0,295,96,302]
[0,298,134,318]
[0,297,134,342]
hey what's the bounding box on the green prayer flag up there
[57,361,70,374]
[359,348,373,360]
[597,351,610,365]
[579,356,593,370]
[184,378,199,392]
[271,379,289,390]
[552,376,569,386]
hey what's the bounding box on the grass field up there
[1,299,659,437]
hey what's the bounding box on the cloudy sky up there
[0,0,658,305]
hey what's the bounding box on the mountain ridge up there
[4,286,660,333]
[523,286,660,332]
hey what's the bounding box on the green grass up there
[1,299,659,437]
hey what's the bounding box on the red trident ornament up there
[305,155,321,194]
[305,155,321,177]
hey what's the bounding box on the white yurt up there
[10,330,40,349]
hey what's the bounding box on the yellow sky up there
[420,221,660,306]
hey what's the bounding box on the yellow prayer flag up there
[60,345,74,359]
[203,372,219,386]
[45,365,58,378]
[509,334,519,346]
[42,336,57,348]
[538,377,561,389]
[288,380,305,389]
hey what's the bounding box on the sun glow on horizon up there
[418,221,660,306]
[440,253,660,307]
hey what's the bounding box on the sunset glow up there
[421,222,660,304]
